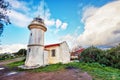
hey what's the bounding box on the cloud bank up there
[77,0,120,47]
[0,44,27,53]
[60,0,120,48]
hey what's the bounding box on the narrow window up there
[28,48,31,52]
[51,49,55,57]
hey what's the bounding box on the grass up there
[6,60,24,68]
[29,63,65,72]
[66,62,120,80]
[7,61,120,80]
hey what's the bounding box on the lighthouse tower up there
[25,17,47,68]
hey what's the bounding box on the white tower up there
[25,17,47,68]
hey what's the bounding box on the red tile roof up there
[74,48,84,53]
[45,43,60,48]
[71,48,84,56]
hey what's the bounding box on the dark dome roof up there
[33,17,44,24]
[28,16,47,31]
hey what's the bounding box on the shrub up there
[80,44,120,69]
[80,46,103,63]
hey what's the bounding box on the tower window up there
[28,48,31,52]
[30,33,32,36]
[51,49,55,57]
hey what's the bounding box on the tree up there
[80,46,103,63]
[80,44,120,69]
[105,44,120,68]
[0,0,11,36]
[14,49,27,57]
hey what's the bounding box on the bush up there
[80,44,120,69]
[0,53,14,61]
[80,46,103,63]
[0,48,26,61]
[14,49,27,57]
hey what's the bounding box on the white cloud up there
[6,0,32,27]
[7,0,68,33]
[36,1,68,30]
[56,19,62,28]
[45,19,55,27]
[8,10,32,27]
[0,44,27,53]
[35,0,56,27]
[59,27,80,49]
[61,23,68,30]
[6,0,68,31]
[59,34,75,49]
[77,0,120,46]
[81,6,98,22]
[7,0,30,13]
[54,19,68,34]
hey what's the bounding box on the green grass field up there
[7,61,120,80]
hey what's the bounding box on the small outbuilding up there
[45,41,70,64]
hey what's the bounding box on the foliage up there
[30,63,65,72]
[105,44,120,68]
[80,44,120,69]
[80,46,103,63]
[0,0,11,36]
[0,49,26,61]
[66,62,120,80]
[7,61,120,80]
[7,60,24,68]
[14,49,27,57]
[0,53,14,60]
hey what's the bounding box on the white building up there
[24,17,70,69]
[45,41,70,64]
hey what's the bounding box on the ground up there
[0,58,92,80]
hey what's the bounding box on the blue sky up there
[0,0,120,53]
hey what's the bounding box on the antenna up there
[43,0,45,20]
[38,15,40,18]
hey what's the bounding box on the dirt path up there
[0,69,92,80]
[0,58,92,80]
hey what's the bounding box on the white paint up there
[46,46,61,64]
[0,67,4,70]
[6,72,18,76]
[25,46,44,66]
[25,17,46,67]
[60,41,70,63]
[29,29,44,45]
[45,41,70,64]
[43,51,49,65]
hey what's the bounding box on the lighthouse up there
[25,16,47,68]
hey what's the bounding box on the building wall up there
[25,46,44,66]
[43,50,49,65]
[60,42,70,63]
[45,46,62,64]
[25,28,45,67]
[45,42,70,64]
[29,29,44,45]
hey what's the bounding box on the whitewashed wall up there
[60,42,70,63]
[43,50,49,65]
[25,28,45,67]
[45,46,61,64]
[45,41,70,64]
[29,29,44,45]
[25,46,44,66]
